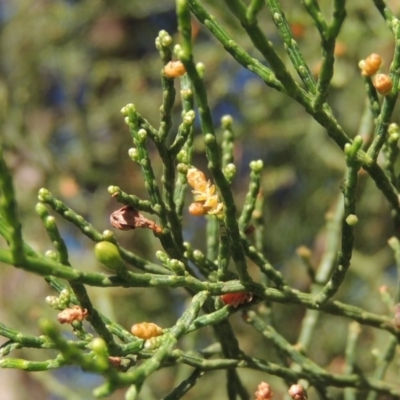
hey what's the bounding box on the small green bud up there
[183,110,195,125]
[193,249,204,261]
[346,214,358,226]
[388,123,399,135]
[156,251,169,263]
[177,163,188,175]
[137,129,147,143]
[353,135,363,149]
[59,289,71,307]
[35,202,48,216]
[153,204,162,214]
[90,338,107,354]
[345,136,363,158]
[170,259,185,275]
[181,88,193,100]
[388,236,399,248]
[223,130,233,141]
[371,348,380,358]
[102,230,114,241]
[273,12,282,23]
[128,148,140,162]
[224,163,236,181]
[107,185,120,196]
[250,160,264,172]
[39,318,57,335]
[45,250,58,260]
[177,149,189,163]
[173,44,182,57]
[94,241,124,271]
[389,132,399,143]
[183,241,191,249]
[144,336,163,350]
[221,115,233,128]
[121,103,135,116]
[196,62,205,77]
[204,133,215,145]
[46,215,56,228]
[38,188,51,202]
[60,289,70,298]
[158,30,173,47]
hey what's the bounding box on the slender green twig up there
[241,234,288,288]
[316,137,362,304]
[366,337,398,400]
[238,160,263,231]
[265,0,317,93]
[366,236,400,399]
[312,0,346,110]
[221,115,235,169]
[108,186,156,214]
[163,368,205,400]
[246,0,264,23]
[363,76,381,119]
[35,203,118,351]
[217,220,230,281]
[372,0,397,29]
[139,348,400,396]
[122,104,182,257]
[94,291,209,397]
[0,355,67,371]
[343,322,361,400]
[224,0,302,97]
[186,0,285,92]
[388,236,400,302]
[206,215,219,264]
[176,0,252,285]
[246,310,346,397]
[297,197,343,352]
[174,75,195,219]
[159,84,175,142]
[301,0,328,36]
[38,188,168,274]
[0,147,24,264]
[382,124,400,187]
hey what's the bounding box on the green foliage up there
[1,1,400,399]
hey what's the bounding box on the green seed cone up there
[94,241,124,271]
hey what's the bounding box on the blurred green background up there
[1,0,400,399]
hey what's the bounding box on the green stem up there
[0,147,24,264]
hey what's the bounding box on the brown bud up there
[288,384,307,400]
[290,22,306,39]
[296,245,312,259]
[108,356,122,368]
[163,61,186,78]
[334,41,347,57]
[379,285,388,294]
[244,225,255,235]
[110,206,162,234]
[255,381,274,400]
[360,53,382,76]
[373,73,392,95]
[131,322,163,340]
[57,305,88,324]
